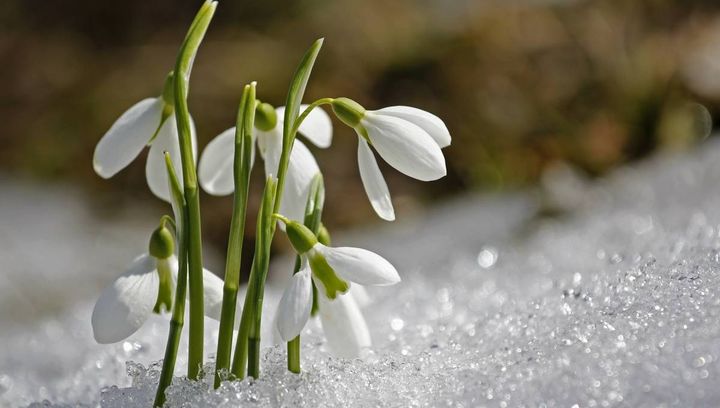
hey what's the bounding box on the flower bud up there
[285,219,318,254]
[331,97,365,128]
[255,102,278,131]
[149,224,175,259]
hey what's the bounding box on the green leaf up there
[175,1,217,94]
[173,0,217,190]
[282,38,324,146]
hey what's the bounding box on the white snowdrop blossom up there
[198,104,332,223]
[332,98,451,221]
[91,253,224,344]
[93,94,197,202]
[274,220,400,357]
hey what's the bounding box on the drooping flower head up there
[93,72,197,202]
[331,98,451,221]
[273,216,400,357]
[91,222,223,344]
[198,102,332,223]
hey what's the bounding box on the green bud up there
[285,220,318,254]
[317,224,331,246]
[331,97,365,128]
[149,224,175,259]
[153,258,174,314]
[308,251,349,299]
[255,101,278,131]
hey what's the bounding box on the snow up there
[5,138,720,407]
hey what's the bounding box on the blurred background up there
[2,0,720,273]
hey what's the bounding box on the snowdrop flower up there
[331,98,451,221]
[93,73,197,202]
[274,217,400,357]
[198,102,332,223]
[91,224,224,344]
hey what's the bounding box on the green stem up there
[214,83,256,388]
[247,178,277,378]
[287,336,301,373]
[231,178,276,378]
[230,261,255,378]
[153,211,188,407]
[172,0,217,379]
[274,98,330,218]
[154,154,189,407]
[290,98,334,137]
[233,39,323,379]
[287,174,324,373]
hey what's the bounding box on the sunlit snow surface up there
[6,140,720,406]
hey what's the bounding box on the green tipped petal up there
[308,250,349,299]
[153,258,175,313]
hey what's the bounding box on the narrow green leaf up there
[171,0,217,380]
[282,38,324,145]
[214,82,256,388]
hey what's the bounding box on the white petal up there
[314,244,401,286]
[374,106,451,148]
[257,126,283,179]
[276,105,333,148]
[357,138,395,221]
[203,268,225,321]
[270,314,284,345]
[276,267,313,341]
[161,255,179,291]
[318,292,371,358]
[93,98,163,178]
[362,113,446,181]
[91,254,159,344]
[279,140,321,223]
[198,127,236,196]
[146,115,198,202]
[349,284,371,308]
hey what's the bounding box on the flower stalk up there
[172,0,217,379]
[154,154,188,407]
[213,82,256,388]
[231,38,324,379]
[288,174,325,373]
[231,177,277,378]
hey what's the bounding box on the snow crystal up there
[6,139,720,406]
